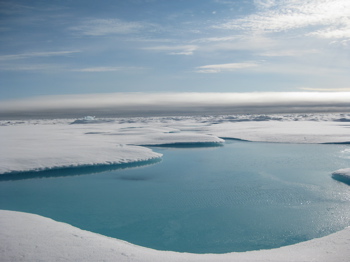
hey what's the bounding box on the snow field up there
[1,113,350,261]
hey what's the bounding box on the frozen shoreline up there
[332,168,350,185]
[1,210,350,262]
[1,113,350,261]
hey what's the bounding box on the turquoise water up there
[1,140,350,253]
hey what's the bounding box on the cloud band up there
[1,92,349,118]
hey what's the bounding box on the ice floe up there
[0,117,223,174]
[0,123,162,174]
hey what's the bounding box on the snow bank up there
[0,124,162,174]
[204,121,350,144]
[332,168,350,185]
[1,210,349,262]
[0,118,223,174]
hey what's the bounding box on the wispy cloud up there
[0,51,80,61]
[0,64,143,73]
[70,19,145,36]
[216,0,350,38]
[191,36,238,43]
[0,64,66,71]
[310,27,350,39]
[73,66,143,72]
[143,45,198,55]
[253,0,276,10]
[260,49,319,57]
[196,62,259,73]
[191,33,278,54]
[299,87,350,92]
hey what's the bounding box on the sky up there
[1,0,350,117]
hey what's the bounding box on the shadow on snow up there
[0,158,162,182]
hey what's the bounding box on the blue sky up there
[1,0,350,105]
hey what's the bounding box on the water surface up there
[0,141,350,253]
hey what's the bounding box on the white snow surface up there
[207,121,350,143]
[334,168,350,175]
[332,168,350,179]
[0,124,163,174]
[1,114,350,174]
[1,113,350,261]
[0,117,223,174]
[1,210,350,262]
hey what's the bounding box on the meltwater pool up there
[0,140,350,253]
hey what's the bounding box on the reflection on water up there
[0,141,349,253]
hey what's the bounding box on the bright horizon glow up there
[1,92,349,118]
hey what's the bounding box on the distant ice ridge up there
[70,116,115,124]
[1,210,350,262]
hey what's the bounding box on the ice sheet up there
[1,114,350,174]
